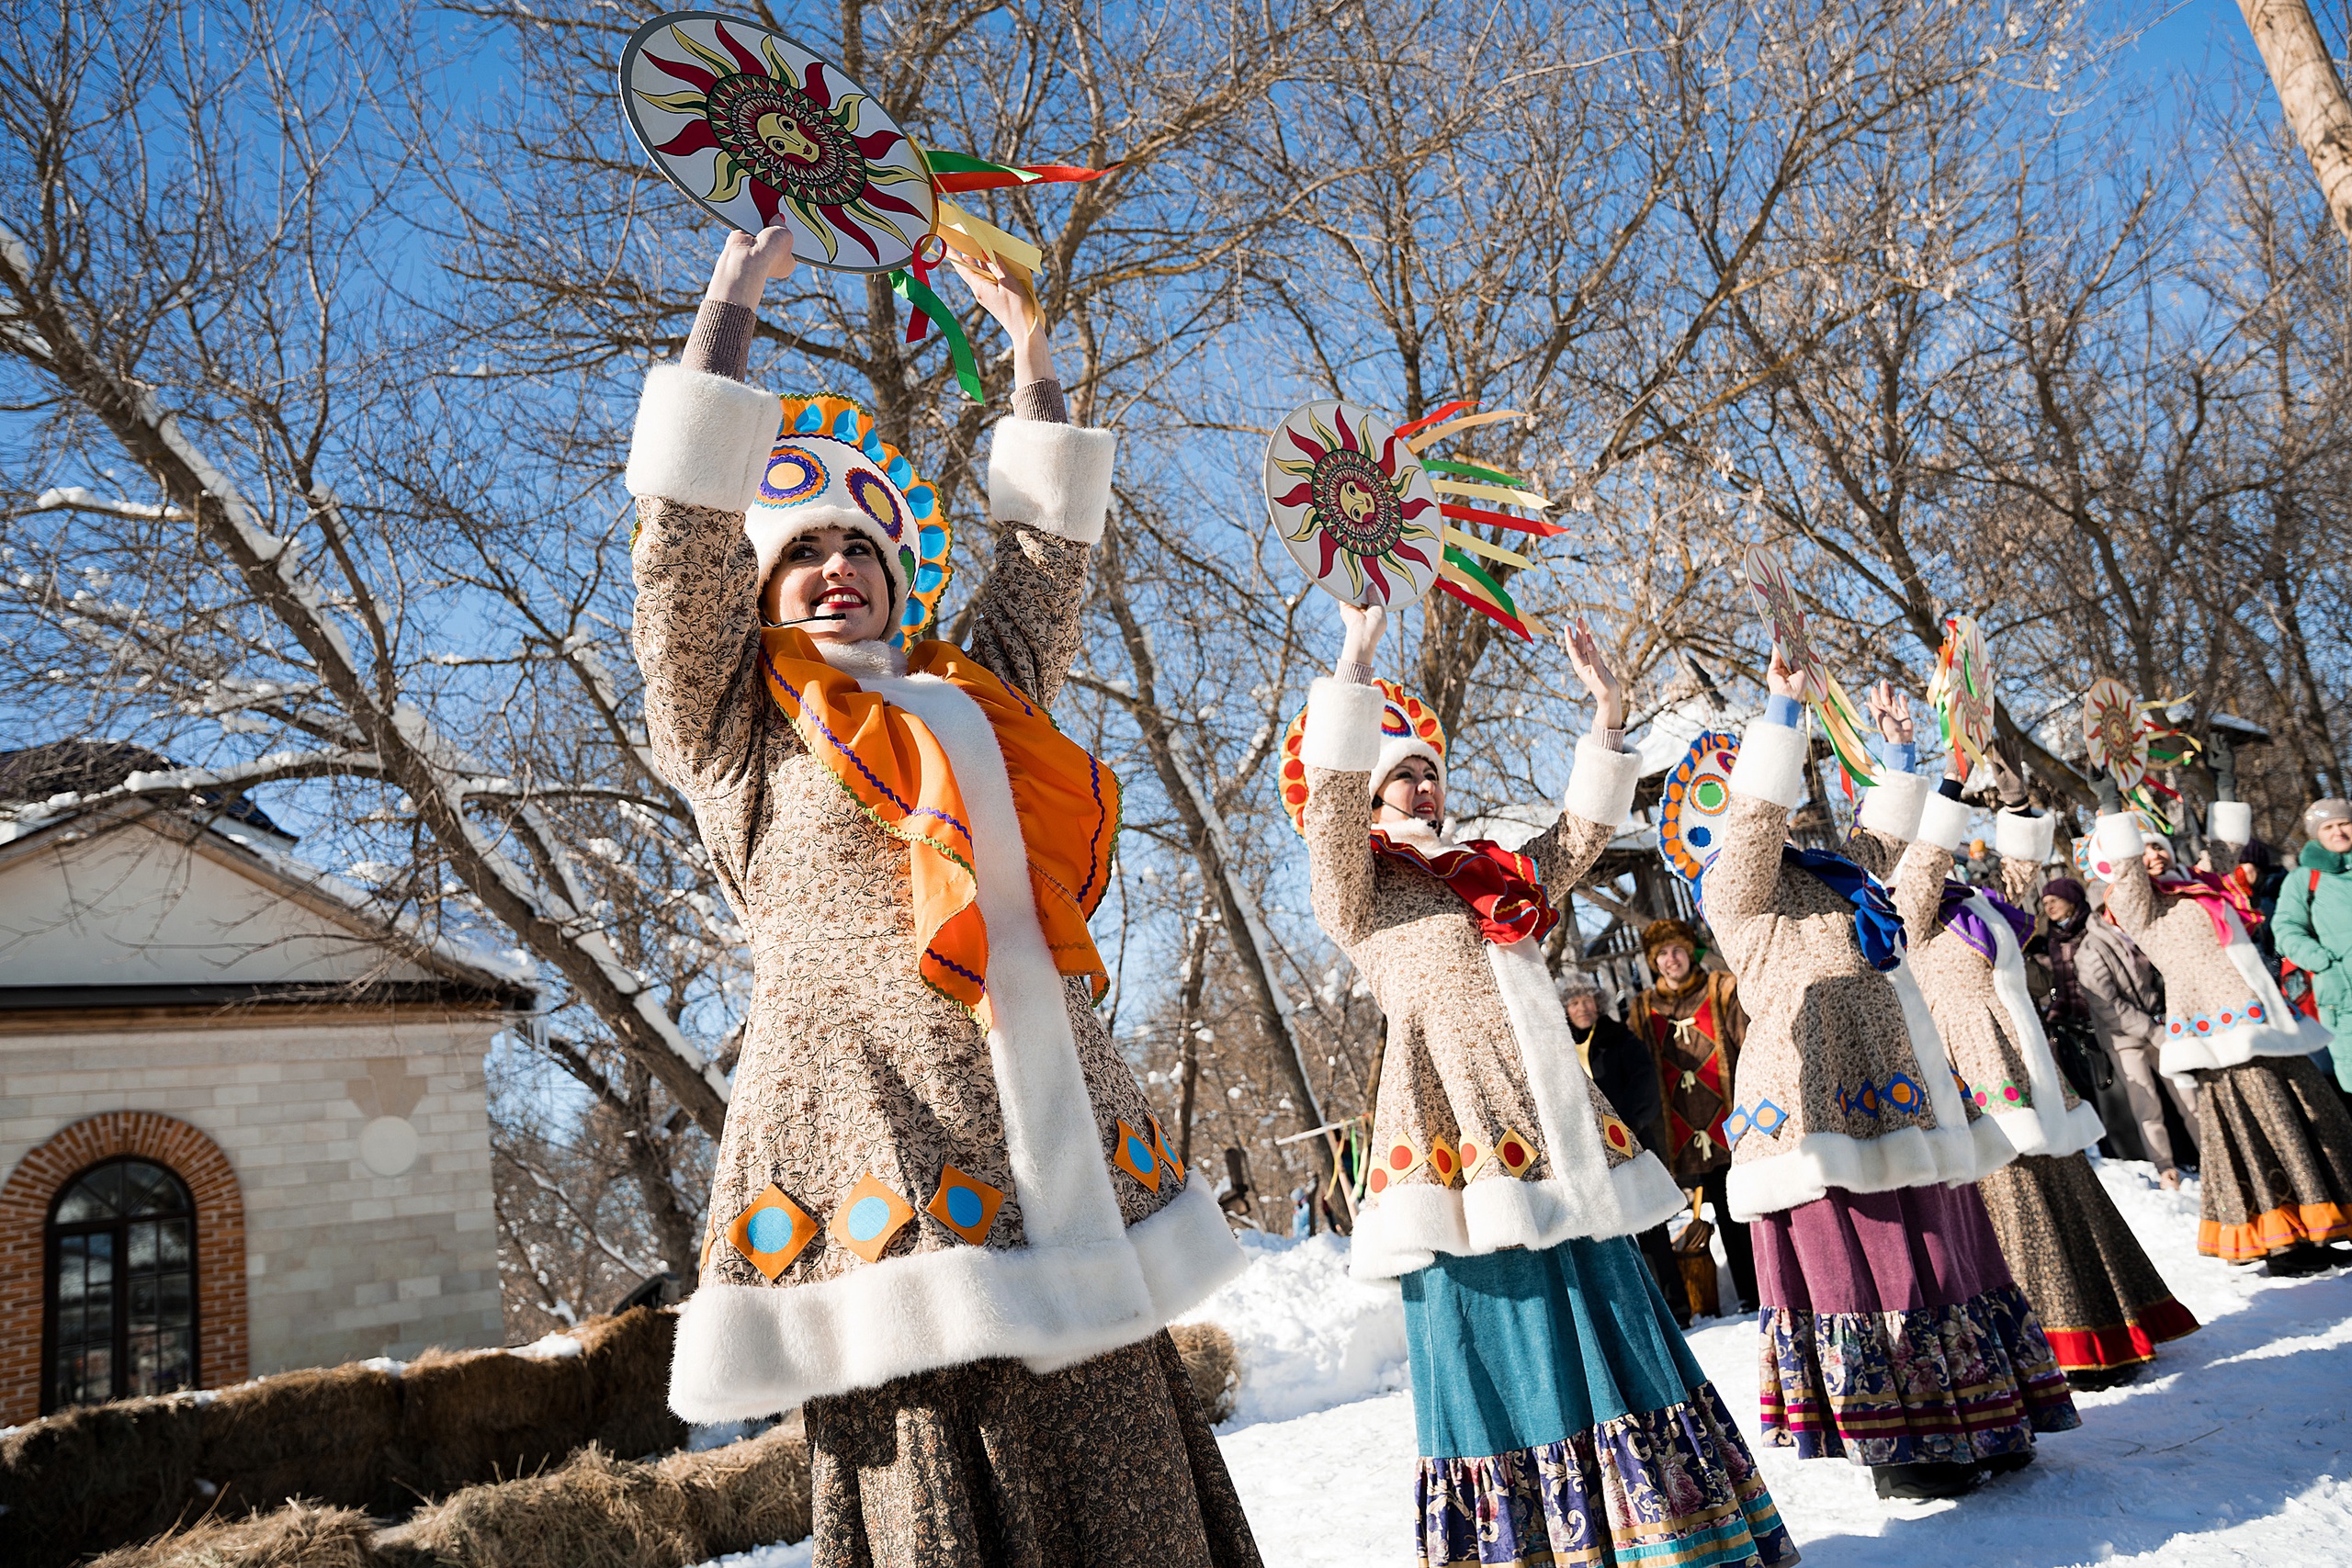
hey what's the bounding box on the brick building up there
[0,743,533,1424]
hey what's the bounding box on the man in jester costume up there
[1289,602,1793,1568]
[626,225,1258,1565]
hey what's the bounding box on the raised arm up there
[1299,604,1386,947]
[1889,755,1975,941]
[2093,807,2157,937]
[1846,679,1925,883]
[1519,616,1642,901]
[1703,655,1811,937]
[626,230,796,800]
[945,252,1114,705]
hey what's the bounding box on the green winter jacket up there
[2275,841,2352,1088]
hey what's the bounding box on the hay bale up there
[1169,1321,1240,1425]
[86,1502,379,1568]
[378,1444,705,1568]
[388,1344,592,1501]
[198,1364,404,1516]
[660,1424,811,1554]
[0,1391,209,1568]
[569,1309,687,1460]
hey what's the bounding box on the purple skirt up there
[1752,1181,2079,1465]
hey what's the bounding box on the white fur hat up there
[1374,732,1444,801]
[744,432,917,630]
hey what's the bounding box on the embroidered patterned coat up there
[626,365,1240,1424]
[1847,780,2103,1163]
[2094,807,2334,1084]
[1628,971,1746,1181]
[1702,717,1993,1222]
[1296,677,1684,1280]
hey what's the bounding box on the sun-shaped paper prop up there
[1928,615,1996,770]
[1741,547,1828,705]
[1264,400,1443,609]
[2083,676,2147,792]
[1277,679,1446,834]
[620,14,935,274]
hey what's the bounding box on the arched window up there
[44,1156,198,1411]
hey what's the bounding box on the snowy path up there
[697,1158,2352,1568]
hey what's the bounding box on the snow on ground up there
[690,1156,2352,1568]
[1216,1157,2352,1567]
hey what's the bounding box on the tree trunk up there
[2238,1,2352,245]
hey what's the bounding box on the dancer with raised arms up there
[1291,600,1793,1568]
[626,224,1257,1565]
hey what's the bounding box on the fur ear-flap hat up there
[744,395,954,648]
[1641,916,1706,965]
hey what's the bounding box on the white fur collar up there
[813,638,909,681]
[1372,815,1455,851]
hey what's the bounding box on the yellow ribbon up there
[1407,409,1528,451]
[1442,526,1536,570]
[1433,477,1555,508]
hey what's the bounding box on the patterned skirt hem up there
[1416,1381,1797,1568]
[2041,1295,2200,1372]
[2198,1200,2352,1262]
[1757,1282,2080,1467]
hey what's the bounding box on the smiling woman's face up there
[763,526,893,643]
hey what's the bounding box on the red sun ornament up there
[620,13,936,274]
[1263,400,1443,608]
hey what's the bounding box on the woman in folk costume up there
[627,226,1255,1565]
[1626,918,1758,1314]
[2090,767,2352,1277]
[1294,602,1793,1568]
[1849,689,2197,1389]
[1708,657,2076,1502]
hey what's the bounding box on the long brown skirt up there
[806,1330,1262,1568]
[1977,1152,2199,1372]
[2193,1055,2352,1262]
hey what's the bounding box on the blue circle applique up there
[1126,1134,1157,1173]
[745,1205,794,1254]
[845,1195,892,1242]
[945,1185,983,1228]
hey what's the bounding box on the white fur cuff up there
[1996,809,2056,865]
[1562,736,1641,829]
[2094,811,2145,864]
[1730,718,1809,810]
[1302,678,1385,773]
[1915,792,1972,853]
[989,420,1117,544]
[2209,800,2253,846]
[1859,773,1929,840]
[625,366,781,513]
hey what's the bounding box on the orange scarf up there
[758,628,1120,1024]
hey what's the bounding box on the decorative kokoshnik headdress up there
[620,12,1118,400]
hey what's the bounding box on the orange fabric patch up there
[1148,1114,1185,1186]
[1427,1137,1459,1188]
[1382,1137,1425,1185]
[725,1183,821,1280]
[925,1164,1006,1246]
[758,628,1121,1026]
[1367,1166,1389,1195]
[1113,1120,1163,1191]
[828,1173,917,1264]
[2198,1201,2352,1262]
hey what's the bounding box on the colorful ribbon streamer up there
[922,148,1124,192]
[890,267,985,402]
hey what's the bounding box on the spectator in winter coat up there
[2276,798,2352,1092]
[2029,879,2139,1146]
[1564,975,1686,1320]
[2067,884,2201,1187]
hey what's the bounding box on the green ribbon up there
[1421,457,1529,489]
[891,269,986,403]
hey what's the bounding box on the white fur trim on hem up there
[625,366,780,513]
[988,420,1116,544]
[1860,773,1929,840]
[1996,809,2056,865]
[1346,1156,1686,1280]
[1302,678,1385,773]
[1916,792,1971,853]
[1562,736,1641,829]
[2209,800,2252,846]
[1730,719,1809,809]
[670,1175,1240,1421]
[2155,912,2335,1082]
[1726,1125,1950,1223]
[1888,956,2007,1182]
[1980,889,2105,1157]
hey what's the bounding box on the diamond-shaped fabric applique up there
[1364,1134,1423,1196]
[726,1183,820,1280]
[1490,1127,1538,1178]
[828,1173,916,1264]
[1426,1136,1460,1188]
[1599,1111,1638,1160]
[1149,1114,1186,1186]
[926,1164,1005,1246]
[1748,1098,1789,1136]
[1113,1120,1162,1191]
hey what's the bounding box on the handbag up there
[2278,869,2325,1022]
